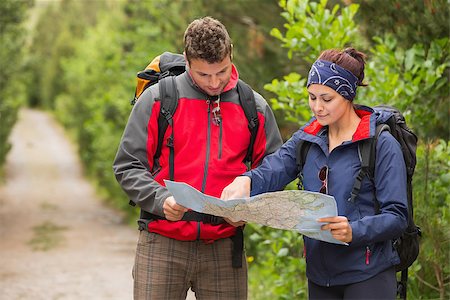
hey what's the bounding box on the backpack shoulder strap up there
[296,140,312,190]
[153,76,179,180]
[236,79,259,167]
[349,124,390,203]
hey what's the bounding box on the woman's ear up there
[230,44,234,61]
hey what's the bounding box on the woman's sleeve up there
[246,131,303,196]
[350,132,408,246]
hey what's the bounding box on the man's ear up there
[183,52,190,69]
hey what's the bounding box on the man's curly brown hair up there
[184,17,232,64]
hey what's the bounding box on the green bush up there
[246,224,307,299]
[0,0,33,173]
[409,140,450,299]
[359,36,449,139]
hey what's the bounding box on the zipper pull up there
[365,246,371,265]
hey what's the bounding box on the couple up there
[113,16,408,300]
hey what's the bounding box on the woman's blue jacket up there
[246,105,408,286]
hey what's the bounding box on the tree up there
[0,0,33,172]
[25,0,104,108]
[352,0,450,139]
[354,0,449,49]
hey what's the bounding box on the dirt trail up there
[0,109,137,299]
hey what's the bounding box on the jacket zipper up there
[202,100,212,192]
[365,246,371,265]
[198,100,213,240]
[218,121,222,159]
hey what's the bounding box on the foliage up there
[354,0,449,49]
[25,0,105,108]
[359,36,450,139]
[246,225,307,299]
[0,0,33,173]
[55,4,130,211]
[410,140,450,299]
[265,0,359,126]
[271,0,359,63]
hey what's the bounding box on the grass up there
[28,221,68,251]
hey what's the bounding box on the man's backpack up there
[132,52,260,180]
[296,105,421,300]
[132,52,186,105]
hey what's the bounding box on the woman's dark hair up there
[318,48,367,86]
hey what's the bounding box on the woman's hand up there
[220,176,251,200]
[220,176,251,227]
[318,216,353,243]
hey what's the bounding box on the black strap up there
[236,80,259,168]
[230,227,244,268]
[141,211,225,225]
[153,77,179,179]
[397,269,408,299]
[349,124,390,203]
[349,137,373,202]
[296,140,312,190]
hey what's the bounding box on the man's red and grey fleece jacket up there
[113,65,283,242]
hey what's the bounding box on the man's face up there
[187,56,232,96]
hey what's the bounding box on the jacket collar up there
[302,105,377,143]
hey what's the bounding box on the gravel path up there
[0,109,157,299]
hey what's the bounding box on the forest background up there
[1,0,449,299]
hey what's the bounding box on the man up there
[113,16,282,299]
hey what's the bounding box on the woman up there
[222,48,408,299]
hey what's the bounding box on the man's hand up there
[163,196,188,221]
[318,216,353,243]
[221,176,251,200]
[224,218,246,227]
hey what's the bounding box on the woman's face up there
[308,84,351,127]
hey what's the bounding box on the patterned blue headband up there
[307,59,359,101]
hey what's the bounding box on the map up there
[164,180,347,245]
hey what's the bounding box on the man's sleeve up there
[112,87,170,217]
